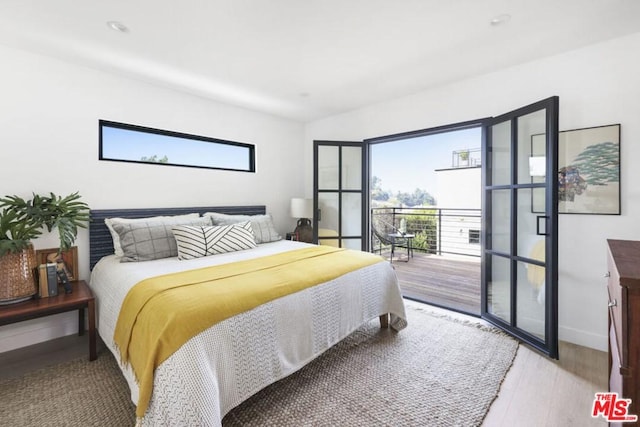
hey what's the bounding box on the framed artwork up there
[530,124,620,215]
[35,246,78,282]
[559,124,620,215]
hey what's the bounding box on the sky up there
[370,127,482,195]
[101,125,251,170]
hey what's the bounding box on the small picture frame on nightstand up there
[35,246,78,283]
[286,232,299,241]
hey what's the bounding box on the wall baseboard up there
[560,324,607,353]
[0,312,79,353]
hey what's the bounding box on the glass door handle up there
[536,216,549,236]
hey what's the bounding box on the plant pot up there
[0,246,37,304]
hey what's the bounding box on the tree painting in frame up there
[559,124,620,214]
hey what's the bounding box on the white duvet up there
[90,240,407,426]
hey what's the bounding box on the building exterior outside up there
[434,150,481,257]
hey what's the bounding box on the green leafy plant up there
[403,209,438,253]
[0,192,89,256]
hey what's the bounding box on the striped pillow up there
[172,221,257,260]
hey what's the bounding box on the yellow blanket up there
[113,245,384,417]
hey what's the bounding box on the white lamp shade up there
[290,198,313,219]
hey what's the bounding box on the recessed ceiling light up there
[490,14,511,26]
[106,21,129,33]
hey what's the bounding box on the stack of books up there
[37,263,58,298]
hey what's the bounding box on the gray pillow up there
[105,213,200,257]
[204,212,282,244]
[113,218,210,262]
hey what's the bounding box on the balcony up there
[371,207,481,315]
[451,147,481,168]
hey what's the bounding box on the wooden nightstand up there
[0,280,96,361]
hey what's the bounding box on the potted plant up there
[459,150,470,166]
[0,192,89,304]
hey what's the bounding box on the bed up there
[88,205,407,426]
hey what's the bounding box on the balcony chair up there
[371,224,411,263]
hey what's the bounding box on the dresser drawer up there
[607,239,640,426]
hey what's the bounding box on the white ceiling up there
[1,0,639,122]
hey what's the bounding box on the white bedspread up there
[90,240,407,426]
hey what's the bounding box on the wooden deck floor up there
[383,250,481,316]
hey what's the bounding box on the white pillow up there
[105,213,200,257]
[203,212,282,244]
[172,222,257,260]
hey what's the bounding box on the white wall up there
[0,44,305,352]
[436,168,481,209]
[305,32,640,351]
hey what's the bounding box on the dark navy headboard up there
[89,205,266,270]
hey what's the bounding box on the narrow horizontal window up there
[99,120,255,172]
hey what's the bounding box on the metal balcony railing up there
[451,147,481,168]
[371,207,481,258]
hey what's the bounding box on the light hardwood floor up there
[0,301,608,426]
[391,252,481,315]
[483,341,607,426]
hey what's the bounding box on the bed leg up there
[379,313,389,329]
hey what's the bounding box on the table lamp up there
[290,198,313,243]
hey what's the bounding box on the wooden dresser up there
[607,239,640,425]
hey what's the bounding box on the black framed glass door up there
[482,96,559,359]
[313,141,365,249]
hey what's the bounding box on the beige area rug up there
[0,304,518,427]
[0,348,136,426]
